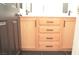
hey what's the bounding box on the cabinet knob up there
[46,37,53,39]
[46,29,53,31]
[46,45,53,47]
[47,21,54,23]
[35,20,37,27]
[64,21,65,27]
[0,22,6,26]
[12,21,17,23]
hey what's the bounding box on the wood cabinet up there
[62,18,76,51]
[37,17,64,51]
[20,17,76,51]
[20,17,36,50]
[0,17,20,54]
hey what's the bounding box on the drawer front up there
[39,33,60,41]
[38,18,63,26]
[39,26,61,33]
[39,42,59,49]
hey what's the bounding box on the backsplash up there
[0,3,18,17]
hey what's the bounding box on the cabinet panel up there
[37,17,63,51]
[39,41,60,49]
[39,33,60,41]
[12,20,19,51]
[7,20,16,52]
[20,18,36,49]
[62,21,75,49]
[38,17,64,26]
[39,26,61,33]
[0,21,9,54]
[9,20,20,53]
[0,18,19,54]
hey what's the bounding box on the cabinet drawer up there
[39,33,60,41]
[38,18,63,26]
[39,42,59,49]
[39,26,61,33]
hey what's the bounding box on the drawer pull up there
[47,21,54,23]
[0,22,6,26]
[46,29,53,31]
[46,37,53,39]
[12,21,17,23]
[46,45,53,47]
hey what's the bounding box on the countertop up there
[0,16,19,20]
[19,16,76,22]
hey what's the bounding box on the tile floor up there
[20,51,71,55]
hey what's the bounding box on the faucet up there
[68,10,71,16]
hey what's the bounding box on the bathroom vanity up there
[19,16,76,51]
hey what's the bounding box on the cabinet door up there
[7,20,19,52]
[20,18,36,49]
[62,21,75,49]
[0,20,9,54]
[12,20,20,52]
[0,19,19,54]
[7,20,16,52]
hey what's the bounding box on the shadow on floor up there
[20,51,71,55]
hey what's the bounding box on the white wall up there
[72,16,79,55]
[0,0,77,16]
[0,0,20,3]
[20,0,71,16]
[20,0,77,16]
[71,0,79,55]
[31,0,68,16]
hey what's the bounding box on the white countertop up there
[21,15,76,18]
[21,13,76,17]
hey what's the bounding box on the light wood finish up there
[20,17,36,49]
[19,17,76,51]
[39,41,60,49]
[64,17,76,22]
[39,26,61,33]
[38,17,64,26]
[37,17,64,51]
[62,20,76,49]
[39,33,60,41]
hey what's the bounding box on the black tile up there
[20,51,71,55]
[20,51,42,55]
[42,51,66,55]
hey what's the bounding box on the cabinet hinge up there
[35,20,37,27]
[64,21,65,27]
